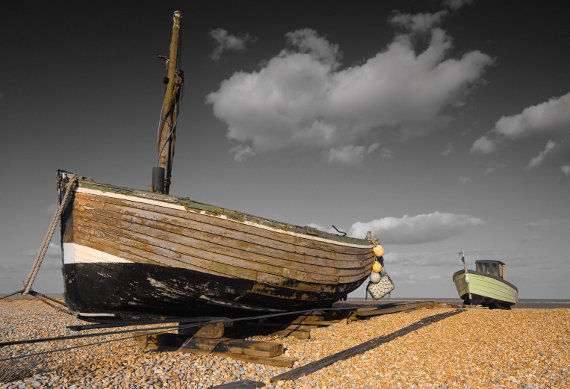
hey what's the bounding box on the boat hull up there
[58,172,375,319]
[453,270,518,308]
[62,262,363,318]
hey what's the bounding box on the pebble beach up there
[1,298,568,388]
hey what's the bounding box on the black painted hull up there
[457,293,516,309]
[63,262,360,320]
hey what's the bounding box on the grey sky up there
[1,1,569,298]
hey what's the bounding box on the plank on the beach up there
[179,337,284,358]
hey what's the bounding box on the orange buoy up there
[372,261,382,273]
[373,244,384,257]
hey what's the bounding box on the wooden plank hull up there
[452,270,518,308]
[58,172,375,319]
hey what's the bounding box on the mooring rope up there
[0,302,420,359]
[0,303,456,363]
[27,290,74,315]
[21,174,78,296]
[0,290,21,302]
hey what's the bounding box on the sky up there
[1,0,569,299]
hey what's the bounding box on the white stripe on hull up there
[63,243,132,264]
[76,187,373,249]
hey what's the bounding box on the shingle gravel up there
[1,298,568,388]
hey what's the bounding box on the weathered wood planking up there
[71,194,374,285]
[73,211,346,283]
[75,198,370,274]
[76,191,373,258]
[72,211,368,285]
[78,183,369,247]
[74,196,372,267]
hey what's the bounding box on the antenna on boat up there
[152,10,184,195]
[460,248,472,305]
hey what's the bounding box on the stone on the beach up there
[0,298,568,388]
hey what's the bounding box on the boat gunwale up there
[74,192,373,262]
[75,178,374,248]
[452,269,518,292]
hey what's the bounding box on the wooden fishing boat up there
[58,172,375,319]
[453,253,518,309]
[57,11,377,320]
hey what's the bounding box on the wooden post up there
[156,10,183,194]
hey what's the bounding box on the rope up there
[0,290,22,301]
[0,301,450,362]
[28,290,75,316]
[156,76,182,164]
[22,174,78,295]
[0,331,161,362]
[0,303,409,352]
[28,290,67,308]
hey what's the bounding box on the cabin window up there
[476,262,502,278]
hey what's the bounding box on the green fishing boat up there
[453,250,518,309]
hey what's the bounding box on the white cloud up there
[525,140,558,170]
[562,165,570,178]
[230,145,255,162]
[443,0,474,11]
[349,211,485,244]
[284,29,340,67]
[470,135,497,154]
[472,93,570,156]
[379,147,393,159]
[208,22,492,161]
[494,93,570,139]
[458,176,472,184]
[209,28,255,61]
[525,218,552,231]
[390,11,448,34]
[483,163,505,175]
[441,143,453,156]
[324,142,382,165]
[384,250,462,266]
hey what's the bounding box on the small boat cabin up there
[475,260,505,279]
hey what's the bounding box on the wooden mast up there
[154,10,183,194]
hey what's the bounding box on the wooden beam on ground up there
[134,331,182,351]
[179,337,283,358]
[290,312,348,326]
[270,309,466,382]
[192,322,225,338]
